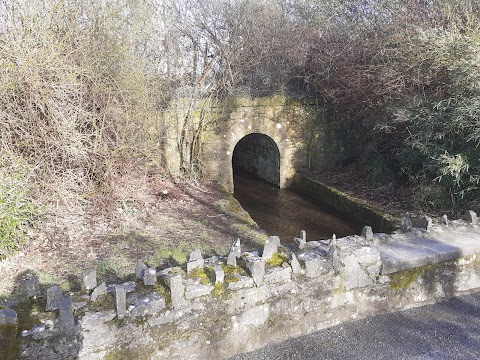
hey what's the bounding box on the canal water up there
[233,174,360,243]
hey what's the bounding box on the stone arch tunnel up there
[175,96,350,193]
[232,133,280,187]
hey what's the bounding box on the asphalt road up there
[229,292,480,360]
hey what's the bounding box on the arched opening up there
[232,133,280,188]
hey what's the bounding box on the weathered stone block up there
[297,252,332,278]
[136,260,148,280]
[81,311,116,328]
[45,285,62,311]
[361,226,373,241]
[143,268,157,286]
[227,276,255,291]
[106,281,136,294]
[82,269,97,291]
[464,210,478,225]
[328,245,341,275]
[189,249,203,261]
[264,265,292,284]
[213,265,224,284]
[354,247,381,267]
[0,308,18,325]
[187,259,204,273]
[185,283,214,300]
[90,282,106,302]
[115,285,127,320]
[246,255,265,286]
[130,293,166,317]
[234,305,269,328]
[342,255,373,290]
[58,296,75,336]
[262,236,280,260]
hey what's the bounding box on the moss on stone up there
[211,283,225,298]
[266,252,289,268]
[153,283,172,306]
[187,268,210,285]
[389,264,436,291]
[222,265,243,284]
[105,344,155,360]
[85,293,115,312]
[0,323,19,360]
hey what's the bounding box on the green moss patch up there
[187,268,211,285]
[266,252,289,268]
[389,264,436,291]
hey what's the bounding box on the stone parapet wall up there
[5,213,480,360]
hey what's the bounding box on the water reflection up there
[233,174,359,243]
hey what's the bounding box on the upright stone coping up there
[246,255,266,286]
[90,282,106,302]
[418,215,433,231]
[230,238,241,257]
[82,269,97,291]
[290,253,301,274]
[464,210,478,225]
[442,214,449,225]
[136,260,148,280]
[187,249,205,273]
[115,285,127,320]
[262,236,280,260]
[294,230,307,250]
[361,226,373,241]
[213,265,224,284]
[401,214,413,232]
[58,296,75,336]
[45,285,63,311]
[159,268,187,309]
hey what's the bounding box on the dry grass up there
[0,175,266,299]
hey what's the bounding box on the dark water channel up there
[233,174,360,243]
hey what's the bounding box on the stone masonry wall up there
[162,96,349,192]
[4,212,480,360]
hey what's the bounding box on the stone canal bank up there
[1,212,480,360]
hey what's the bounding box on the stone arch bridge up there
[163,96,348,192]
